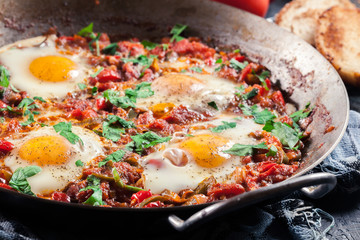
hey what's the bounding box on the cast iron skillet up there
[0,0,349,234]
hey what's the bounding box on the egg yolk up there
[152,74,205,96]
[18,135,72,166]
[29,55,77,82]
[179,134,230,168]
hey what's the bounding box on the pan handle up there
[168,172,337,231]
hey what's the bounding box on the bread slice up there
[275,0,356,45]
[315,6,360,86]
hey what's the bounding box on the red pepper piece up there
[239,64,252,82]
[143,201,164,208]
[0,182,13,191]
[96,68,121,83]
[52,192,71,203]
[0,139,14,153]
[131,190,152,204]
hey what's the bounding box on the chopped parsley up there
[98,149,126,167]
[125,82,154,102]
[0,65,10,88]
[240,104,276,124]
[229,59,249,71]
[170,24,187,42]
[75,160,84,167]
[129,131,171,154]
[103,90,136,109]
[141,40,158,50]
[102,114,136,142]
[223,142,268,156]
[102,43,118,55]
[53,122,83,145]
[263,120,300,150]
[79,175,103,206]
[208,101,219,110]
[9,166,41,196]
[210,121,237,133]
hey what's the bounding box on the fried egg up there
[140,115,264,193]
[135,73,237,115]
[4,126,104,195]
[0,35,90,99]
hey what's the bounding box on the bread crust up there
[275,0,356,45]
[315,6,360,86]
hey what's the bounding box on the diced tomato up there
[0,182,13,190]
[208,183,245,199]
[98,82,116,92]
[265,78,271,89]
[271,90,285,107]
[96,68,122,83]
[143,201,164,208]
[131,190,152,204]
[0,100,7,108]
[239,64,252,82]
[82,109,98,119]
[52,192,71,203]
[96,97,108,111]
[172,39,216,60]
[117,41,145,57]
[69,109,83,119]
[0,139,14,153]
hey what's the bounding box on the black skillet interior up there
[0,0,349,236]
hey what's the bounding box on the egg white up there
[0,36,90,99]
[136,72,237,115]
[140,115,264,194]
[4,126,104,195]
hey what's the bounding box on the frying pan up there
[0,0,349,235]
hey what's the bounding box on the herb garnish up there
[229,59,249,71]
[170,24,188,42]
[9,166,41,196]
[79,175,103,206]
[223,142,268,156]
[208,101,219,110]
[0,65,10,88]
[53,122,83,145]
[210,121,237,133]
[102,114,136,142]
[263,120,300,150]
[129,131,171,154]
[98,149,126,167]
[240,104,276,124]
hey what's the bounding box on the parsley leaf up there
[129,131,171,154]
[121,55,157,77]
[170,24,188,42]
[141,40,158,50]
[263,121,300,149]
[102,115,136,142]
[75,160,84,167]
[223,142,268,156]
[9,166,41,196]
[98,149,126,167]
[77,22,95,38]
[102,43,118,55]
[0,66,10,88]
[242,88,259,100]
[266,145,278,157]
[255,70,270,91]
[290,102,313,123]
[270,122,300,149]
[210,121,237,133]
[103,90,136,109]
[188,66,203,73]
[53,122,83,145]
[208,101,219,110]
[240,104,276,124]
[125,82,154,102]
[229,59,249,71]
[79,175,103,206]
